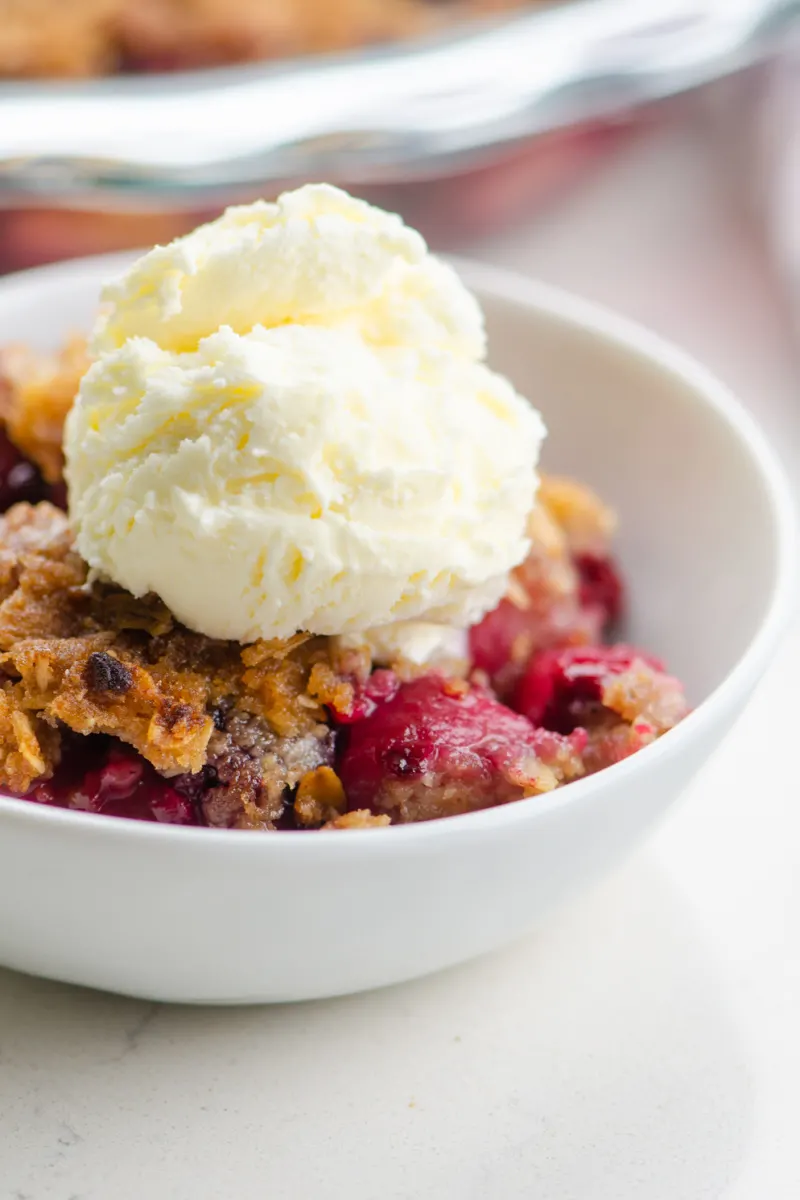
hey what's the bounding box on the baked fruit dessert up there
[0,185,688,830]
[0,0,541,78]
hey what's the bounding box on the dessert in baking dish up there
[0,0,540,77]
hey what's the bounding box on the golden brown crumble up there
[0,502,359,819]
[537,475,616,556]
[0,0,542,78]
[0,337,89,484]
[600,663,688,740]
[294,764,348,826]
[322,809,391,830]
[0,0,119,78]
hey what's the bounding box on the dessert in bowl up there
[0,185,685,830]
[0,187,792,1002]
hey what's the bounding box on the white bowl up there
[0,256,793,1004]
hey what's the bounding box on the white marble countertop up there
[3,114,799,1200]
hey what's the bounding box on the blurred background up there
[0,0,798,459]
[0,1,795,260]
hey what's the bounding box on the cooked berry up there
[85,651,134,695]
[467,498,619,698]
[28,739,200,825]
[0,428,49,511]
[515,644,665,733]
[338,675,585,823]
[469,593,604,698]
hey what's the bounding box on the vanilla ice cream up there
[65,185,546,653]
[92,183,486,361]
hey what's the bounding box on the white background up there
[2,109,799,1199]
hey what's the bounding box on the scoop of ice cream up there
[66,323,544,643]
[66,185,545,648]
[92,183,485,360]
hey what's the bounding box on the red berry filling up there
[27,738,200,825]
[468,533,623,699]
[469,593,605,695]
[337,674,584,823]
[575,553,624,627]
[0,427,68,512]
[515,644,666,733]
[0,428,50,511]
[469,597,537,682]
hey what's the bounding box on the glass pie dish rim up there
[0,0,797,208]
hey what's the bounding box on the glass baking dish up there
[0,0,797,268]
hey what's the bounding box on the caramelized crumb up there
[294,765,348,826]
[323,809,391,830]
[537,475,616,556]
[0,685,61,793]
[0,502,357,806]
